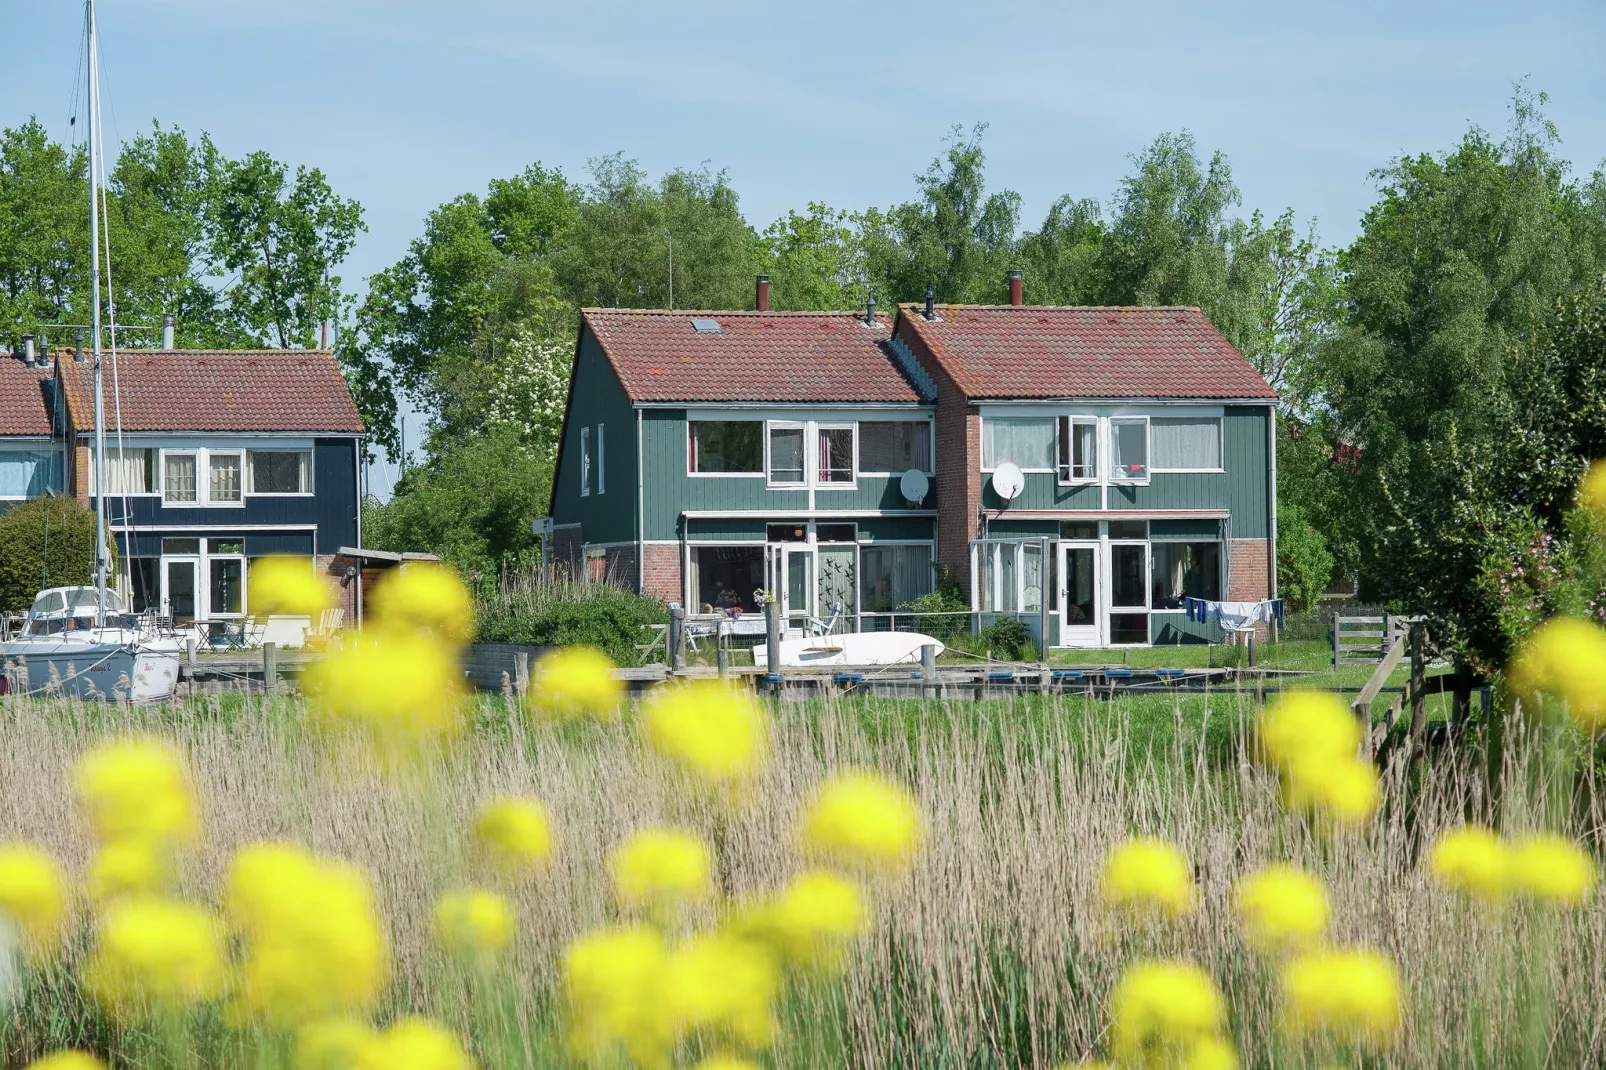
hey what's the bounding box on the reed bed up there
[1,688,1603,1068]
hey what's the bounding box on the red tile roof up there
[896,305,1277,400]
[583,309,929,404]
[58,350,364,434]
[0,360,55,436]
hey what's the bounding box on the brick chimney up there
[1007,270,1023,306]
[755,274,770,311]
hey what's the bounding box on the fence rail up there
[1332,614,1426,668]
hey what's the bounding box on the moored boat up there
[0,587,182,702]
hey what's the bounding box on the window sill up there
[245,492,316,498]
[687,471,767,478]
[1150,468,1226,475]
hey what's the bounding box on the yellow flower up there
[1109,960,1225,1065]
[368,563,475,643]
[1100,837,1194,919]
[641,680,768,787]
[295,1019,377,1070]
[609,829,711,914]
[688,1057,763,1070]
[250,555,335,616]
[1509,833,1596,906]
[88,839,170,904]
[1509,617,1606,731]
[668,933,779,1049]
[530,645,623,721]
[82,897,224,1014]
[1186,1037,1240,1070]
[1580,458,1606,513]
[1284,753,1379,826]
[562,925,674,1068]
[1257,691,1362,770]
[736,870,868,971]
[801,772,922,872]
[434,888,516,958]
[23,1054,108,1070]
[225,843,388,1025]
[472,797,554,874]
[72,736,195,846]
[0,844,65,953]
[303,635,466,747]
[357,1017,474,1070]
[1281,947,1401,1045]
[1232,864,1329,953]
[1428,825,1511,901]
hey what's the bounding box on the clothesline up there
[1184,597,1286,634]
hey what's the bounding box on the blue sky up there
[5,0,1605,495]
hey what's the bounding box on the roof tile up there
[0,360,54,436]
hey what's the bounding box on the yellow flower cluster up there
[530,644,624,720]
[294,1016,474,1070]
[248,555,335,616]
[225,842,389,1025]
[1280,947,1401,1045]
[472,797,554,875]
[610,828,713,916]
[1232,864,1329,953]
[1101,836,1194,921]
[0,844,66,954]
[642,680,770,789]
[368,562,476,644]
[801,771,923,872]
[22,1054,107,1070]
[73,736,195,847]
[1109,960,1230,1067]
[434,887,517,959]
[82,897,225,1014]
[563,925,675,1067]
[734,869,868,971]
[1580,458,1606,514]
[1257,691,1378,825]
[1509,617,1606,731]
[1429,825,1596,906]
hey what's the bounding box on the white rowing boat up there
[752,631,945,670]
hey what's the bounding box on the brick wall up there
[642,542,681,603]
[1228,538,1272,602]
[551,526,583,582]
[903,326,979,592]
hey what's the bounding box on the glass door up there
[1057,542,1101,646]
[766,544,816,634]
[1107,540,1151,645]
[162,559,199,625]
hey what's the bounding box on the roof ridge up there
[584,308,890,320]
[896,303,1205,313]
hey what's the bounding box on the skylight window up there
[691,318,723,334]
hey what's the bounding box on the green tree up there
[0,498,114,613]
[0,120,89,334]
[759,202,867,311]
[1275,501,1336,613]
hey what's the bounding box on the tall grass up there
[1,688,1602,1067]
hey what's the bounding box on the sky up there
[5,0,1606,497]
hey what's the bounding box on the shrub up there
[476,580,668,665]
[0,497,114,614]
[975,616,1035,661]
[898,569,970,642]
[1277,502,1335,613]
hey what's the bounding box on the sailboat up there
[0,0,182,702]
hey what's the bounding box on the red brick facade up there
[642,543,682,603]
[1228,538,1272,602]
[906,326,982,592]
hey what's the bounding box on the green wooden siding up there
[1151,614,1223,645]
[551,331,639,544]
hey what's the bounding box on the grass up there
[2,686,1602,1068]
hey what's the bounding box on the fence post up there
[716,648,729,680]
[1331,613,1340,670]
[921,643,938,700]
[670,605,686,673]
[263,642,278,695]
[514,651,530,699]
[765,600,782,694]
[1406,622,1428,760]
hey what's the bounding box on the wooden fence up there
[1332,614,1425,668]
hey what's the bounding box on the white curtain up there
[983,417,1055,469]
[164,454,196,501]
[860,545,933,612]
[100,449,151,494]
[860,422,932,472]
[1152,417,1221,470]
[209,453,242,502]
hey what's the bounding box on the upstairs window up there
[95,448,155,495]
[1152,417,1222,471]
[163,453,197,504]
[1056,417,1098,483]
[767,425,806,485]
[982,417,1055,470]
[247,450,311,494]
[208,452,243,503]
[689,421,762,474]
[0,450,63,498]
[817,426,854,485]
[859,421,932,474]
[1110,417,1149,483]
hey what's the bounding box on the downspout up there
[636,407,646,595]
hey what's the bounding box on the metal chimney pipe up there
[1007,270,1023,306]
[865,291,876,326]
[924,284,936,321]
[321,319,330,348]
[161,314,174,349]
[755,274,770,312]
[22,335,35,365]
[76,330,85,364]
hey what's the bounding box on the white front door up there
[767,545,815,633]
[1057,542,1102,647]
[162,558,199,625]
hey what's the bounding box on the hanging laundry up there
[1185,597,1285,633]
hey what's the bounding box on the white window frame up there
[160,449,200,506]
[765,420,809,489]
[979,414,1058,474]
[1056,416,1100,485]
[815,422,857,490]
[855,418,935,477]
[595,423,606,495]
[0,446,64,501]
[244,448,315,496]
[89,446,160,498]
[580,427,591,497]
[686,420,767,478]
[204,448,247,507]
[1149,415,1225,474]
[1107,416,1152,486]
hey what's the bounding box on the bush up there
[476,580,668,665]
[898,568,970,642]
[0,498,114,614]
[975,616,1035,661]
[1276,502,1335,613]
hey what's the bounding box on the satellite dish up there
[991,461,1025,502]
[899,468,929,504]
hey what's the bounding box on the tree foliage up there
[0,498,114,614]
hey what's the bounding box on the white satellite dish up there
[991,461,1025,502]
[899,468,929,504]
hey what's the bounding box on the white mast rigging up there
[85,0,110,620]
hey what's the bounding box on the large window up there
[860,544,934,613]
[767,425,806,485]
[1110,418,1149,483]
[163,453,198,503]
[688,546,765,612]
[689,421,762,474]
[208,452,243,504]
[817,426,854,485]
[982,417,1055,470]
[0,450,62,498]
[1057,417,1098,483]
[1109,540,1149,645]
[1152,542,1222,609]
[1152,417,1222,471]
[859,421,932,474]
[247,450,311,494]
[96,448,155,495]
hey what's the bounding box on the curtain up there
[1152,417,1221,470]
[983,418,1055,469]
[860,545,933,612]
[247,451,310,493]
[98,449,151,494]
[0,451,62,497]
[860,422,932,472]
[164,454,197,501]
[209,453,242,502]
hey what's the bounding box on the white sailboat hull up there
[752,632,945,670]
[1,639,181,703]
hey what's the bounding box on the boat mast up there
[86,0,109,618]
